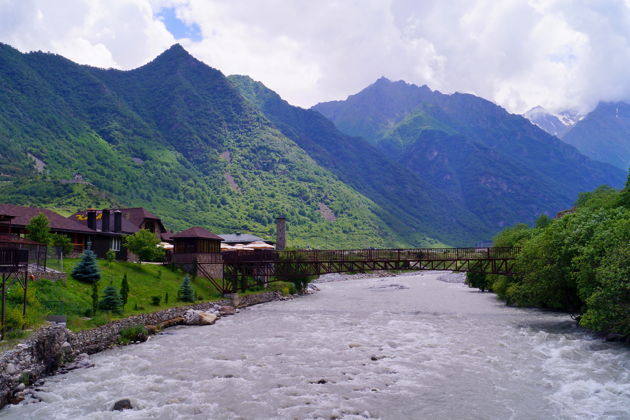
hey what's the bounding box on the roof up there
[218,233,272,244]
[0,234,45,246]
[120,208,161,227]
[173,227,223,240]
[70,210,137,234]
[0,203,95,233]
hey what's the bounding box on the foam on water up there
[2,272,629,419]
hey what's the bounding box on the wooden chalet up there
[0,203,95,256]
[172,227,223,276]
[70,207,172,260]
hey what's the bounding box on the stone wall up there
[0,291,281,409]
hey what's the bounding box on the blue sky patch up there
[156,7,202,42]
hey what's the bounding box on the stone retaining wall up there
[0,291,282,409]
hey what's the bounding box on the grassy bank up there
[3,259,221,338]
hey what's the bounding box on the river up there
[2,272,629,419]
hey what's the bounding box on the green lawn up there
[10,258,223,332]
[1,257,295,341]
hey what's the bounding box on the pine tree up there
[620,169,630,209]
[120,273,129,307]
[178,276,195,302]
[100,282,123,314]
[71,250,101,284]
[91,282,99,316]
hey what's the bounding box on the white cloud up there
[0,0,175,69]
[1,0,630,113]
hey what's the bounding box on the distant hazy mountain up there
[562,102,630,171]
[313,78,626,229]
[523,106,581,138]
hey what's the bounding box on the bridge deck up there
[196,247,520,294]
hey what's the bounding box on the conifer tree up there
[120,273,129,307]
[91,282,99,316]
[620,169,630,209]
[100,282,123,314]
[178,275,195,302]
[72,250,101,284]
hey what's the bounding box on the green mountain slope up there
[0,43,413,248]
[562,101,630,171]
[228,75,491,246]
[313,78,626,229]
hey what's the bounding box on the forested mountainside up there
[228,75,491,246]
[313,78,626,229]
[0,43,483,248]
[561,101,630,171]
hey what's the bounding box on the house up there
[70,207,172,260]
[172,227,223,278]
[0,203,97,256]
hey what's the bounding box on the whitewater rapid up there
[2,272,629,419]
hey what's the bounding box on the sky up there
[1,0,630,114]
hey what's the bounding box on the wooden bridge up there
[196,247,520,294]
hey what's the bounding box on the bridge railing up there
[221,247,520,264]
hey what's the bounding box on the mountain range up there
[524,103,630,171]
[313,78,625,229]
[0,43,626,248]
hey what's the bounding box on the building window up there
[111,237,121,251]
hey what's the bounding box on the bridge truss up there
[196,247,520,295]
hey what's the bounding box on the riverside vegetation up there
[466,170,630,339]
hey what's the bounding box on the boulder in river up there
[218,306,236,316]
[112,398,133,411]
[198,313,218,325]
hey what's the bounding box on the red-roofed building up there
[0,203,97,256]
[172,226,223,277]
[69,207,172,260]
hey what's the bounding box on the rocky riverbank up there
[0,291,284,409]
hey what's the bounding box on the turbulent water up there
[2,272,630,419]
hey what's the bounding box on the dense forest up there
[466,171,630,339]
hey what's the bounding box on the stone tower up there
[276,217,286,250]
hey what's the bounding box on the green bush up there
[465,263,491,292]
[118,325,148,345]
[150,296,161,306]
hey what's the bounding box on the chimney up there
[87,209,97,231]
[101,209,110,232]
[114,210,122,233]
[276,216,286,251]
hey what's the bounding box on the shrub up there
[124,229,165,262]
[150,296,161,306]
[118,325,148,345]
[465,263,491,292]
